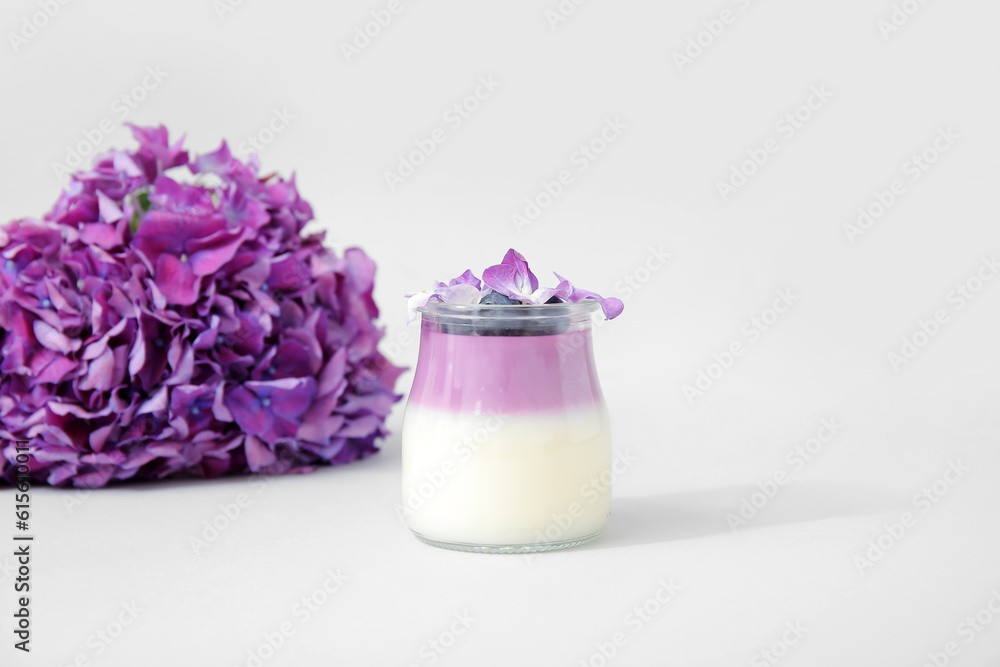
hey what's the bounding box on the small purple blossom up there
[406,248,625,320]
[226,377,317,446]
[0,125,403,488]
[482,249,539,301]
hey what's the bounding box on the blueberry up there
[480,291,517,305]
[544,296,564,304]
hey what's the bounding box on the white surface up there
[2,0,1000,664]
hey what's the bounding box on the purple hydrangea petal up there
[297,415,345,444]
[500,248,538,293]
[225,385,270,436]
[442,283,482,304]
[154,253,201,306]
[337,414,381,438]
[448,269,481,289]
[189,141,235,177]
[187,229,247,276]
[254,377,316,420]
[96,191,124,223]
[32,319,79,354]
[481,264,521,298]
[554,273,624,320]
[405,287,444,321]
[79,346,117,392]
[244,435,276,471]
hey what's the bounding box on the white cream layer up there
[401,403,612,546]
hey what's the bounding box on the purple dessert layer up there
[407,323,604,413]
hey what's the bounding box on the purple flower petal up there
[35,354,76,384]
[213,382,233,422]
[33,320,79,354]
[442,283,481,304]
[187,229,246,276]
[500,248,538,293]
[317,347,348,396]
[155,253,201,306]
[405,287,444,321]
[297,415,345,444]
[244,435,276,471]
[555,273,624,320]
[251,377,316,420]
[448,269,481,290]
[0,124,403,488]
[481,264,520,298]
[189,141,235,177]
[225,385,270,436]
[79,346,116,391]
[337,414,381,438]
[96,191,124,223]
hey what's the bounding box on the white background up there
[2,0,1000,665]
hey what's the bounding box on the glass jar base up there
[411,530,602,554]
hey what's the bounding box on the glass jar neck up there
[417,301,599,337]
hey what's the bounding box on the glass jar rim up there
[418,300,600,320]
[417,300,599,336]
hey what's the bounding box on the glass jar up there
[401,301,612,553]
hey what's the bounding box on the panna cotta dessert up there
[402,249,624,553]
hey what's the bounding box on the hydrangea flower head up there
[0,125,404,487]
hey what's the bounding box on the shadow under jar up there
[401,301,612,554]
